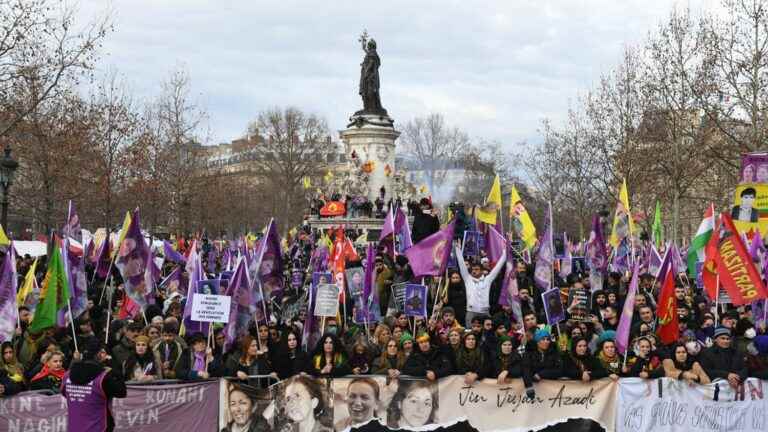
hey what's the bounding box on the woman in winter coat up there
[561,337,607,382]
[274,330,308,379]
[455,332,485,385]
[121,335,159,381]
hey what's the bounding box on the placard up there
[191,294,231,323]
[404,284,428,317]
[542,288,565,325]
[462,230,480,257]
[567,286,590,321]
[313,283,340,317]
[391,282,407,311]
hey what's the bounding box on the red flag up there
[702,217,720,301]
[710,213,768,305]
[656,267,679,345]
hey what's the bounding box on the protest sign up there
[404,284,427,317]
[542,288,565,326]
[463,230,480,257]
[0,380,219,432]
[567,286,590,321]
[617,377,768,432]
[191,294,231,323]
[314,283,339,317]
[391,282,406,311]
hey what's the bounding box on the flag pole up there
[104,280,113,345]
[66,298,79,353]
[98,254,117,305]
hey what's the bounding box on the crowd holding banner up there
[1,158,768,431]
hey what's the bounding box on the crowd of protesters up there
[2,202,768,411]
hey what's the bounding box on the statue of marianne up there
[357,31,387,116]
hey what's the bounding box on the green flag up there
[652,201,663,249]
[29,242,70,333]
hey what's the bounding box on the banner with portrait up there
[733,152,768,233]
[215,376,616,432]
[617,377,768,432]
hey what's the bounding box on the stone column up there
[340,114,400,202]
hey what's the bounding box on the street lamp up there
[0,146,18,230]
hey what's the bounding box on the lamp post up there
[0,146,18,230]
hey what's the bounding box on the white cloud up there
[76,0,717,148]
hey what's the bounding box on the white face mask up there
[745,328,757,339]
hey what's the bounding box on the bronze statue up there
[356,31,387,116]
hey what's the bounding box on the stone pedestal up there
[339,113,400,202]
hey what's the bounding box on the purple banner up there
[0,380,219,432]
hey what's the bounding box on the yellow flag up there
[509,186,537,250]
[113,211,132,258]
[0,224,9,246]
[17,257,38,305]
[302,177,311,189]
[476,174,502,225]
[609,179,635,248]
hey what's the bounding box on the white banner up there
[617,377,768,432]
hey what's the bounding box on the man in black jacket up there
[402,333,453,380]
[522,328,562,398]
[411,198,440,244]
[699,326,747,389]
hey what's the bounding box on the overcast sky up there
[78,0,719,150]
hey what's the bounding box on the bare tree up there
[399,113,470,192]
[0,0,111,137]
[699,0,768,160]
[139,67,209,233]
[86,70,142,229]
[247,107,334,228]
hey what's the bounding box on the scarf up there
[32,364,66,383]
[1,360,24,383]
[597,351,620,374]
[193,351,206,372]
[458,347,483,371]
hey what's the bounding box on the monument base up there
[340,113,400,202]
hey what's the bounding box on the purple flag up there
[534,203,554,291]
[648,244,662,276]
[559,233,572,279]
[611,238,630,273]
[355,243,381,324]
[0,247,18,342]
[380,206,396,240]
[395,206,413,252]
[223,257,251,353]
[183,241,208,334]
[207,247,217,274]
[61,201,87,322]
[251,219,284,302]
[586,214,608,273]
[655,243,681,286]
[115,209,153,308]
[164,240,187,264]
[753,299,767,329]
[498,251,523,322]
[310,245,329,274]
[94,238,112,279]
[485,225,507,265]
[404,220,456,277]
[616,260,640,354]
[158,266,182,295]
[749,230,764,263]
